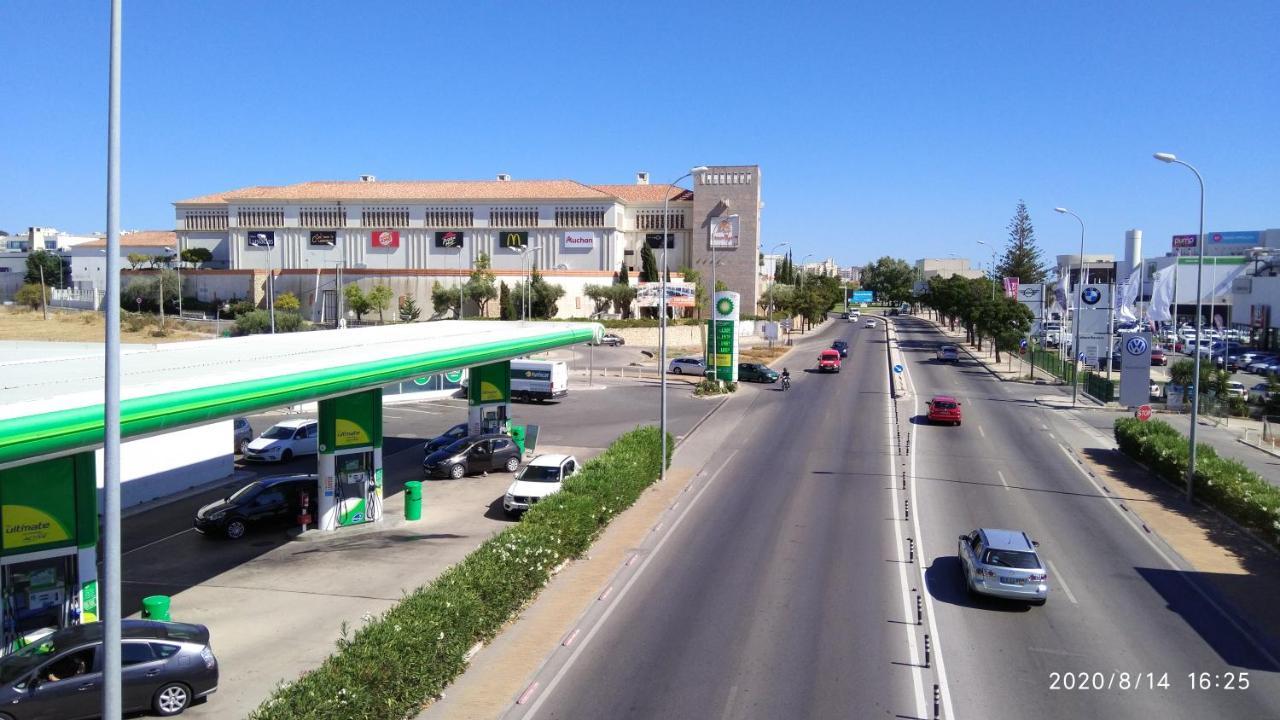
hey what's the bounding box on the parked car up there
[1225,381,1247,399]
[195,474,317,539]
[242,419,318,463]
[668,357,707,375]
[232,417,253,455]
[0,619,218,719]
[926,395,962,425]
[831,339,850,358]
[737,363,779,383]
[817,349,842,373]
[503,453,579,516]
[591,333,625,347]
[1248,382,1277,404]
[424,422,469,454]
[1150,381,1164,399]
[1150,348,1167,366]
[936,345,959,362]
[1248,356,1278,374]
[958,528,1048,605]
[423,434,521,479]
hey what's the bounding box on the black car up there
[423,434,521,479]
[194,474,317,540]
[424,423,469,454]
[737,362,779,383]
[592,333,625,347]
[831,340,850,358]
[0,619,218,719]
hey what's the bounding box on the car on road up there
[840,312,849,320]
[817,349,842,373]
[936,345,959,362]
[242,419,318,463]
[232,417,253,455]
[848,310,860,322]
[0,619,218,719]
[424,422,469,454]
[195,474,317,539]
[1150,347,1167,366]
[926,395,962,425]
[668,357,707,375]
[958,528,1048,605]
[831,339,850,358]
[423,434,521,479]
[591,333,625,347]
[1249,382,1277,404]
[503,453,579,517]
[863,318,877,328]
[737,363,779,383]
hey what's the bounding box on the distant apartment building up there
[913,257,984,293]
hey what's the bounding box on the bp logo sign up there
[716,296,735,317]
[1081,287,1102,305]
[1125,335,1149,356]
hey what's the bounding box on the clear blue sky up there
[2,1,1276,269]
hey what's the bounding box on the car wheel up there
[504,456,520,473]
[450,464,465,480]
[237,439,248,455]
[671,366,682,375]
[224,519,247,540]
[152,682,192,716]
[282,449,293,462]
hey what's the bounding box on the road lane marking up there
[395,406,441,415]
[522,448,742,718]
[996,470,1011,492]
[978,424,986,438]
[1045,559,1078,605]
[123,527,195,556]
[1054,442,1280,669]
[887,376,928,720]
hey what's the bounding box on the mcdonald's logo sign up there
[501,231,528,248]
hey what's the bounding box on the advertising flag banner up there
[1116,269,1142,322]
[1147,266,1175,323]
[1002,277,1019,298]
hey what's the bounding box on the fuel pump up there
[297,490,312,531]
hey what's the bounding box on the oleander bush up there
[1114,418,1280,546]
[250,426,670,720]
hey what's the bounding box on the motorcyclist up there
[781,367,791,388]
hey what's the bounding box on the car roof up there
[820,349,840,356]
[931,395,958,402]
[270,418,315,428]
[979,528,1038,552]
[44,619,209,646]
[528,453,573,467]
[259,473,317,486]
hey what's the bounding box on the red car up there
[927,395,962,425]
[817,349,842,373]
[1150,347,1167,366]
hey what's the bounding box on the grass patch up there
[249,426,671,720]
[739,345,789,364]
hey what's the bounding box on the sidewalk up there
[916,313,1070,388]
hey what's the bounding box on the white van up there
[510,359,569,402]
[848,309,860,322]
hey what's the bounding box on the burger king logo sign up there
[370,230,400,249]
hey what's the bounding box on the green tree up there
[996,200,1048,283]
[119,270,179,313]
[617,260,630,286]
[639,244,659,282]
[859,256,917,305]
[368,284,394,323]
[398,293,422,322]
[431,281,460,318]
[528,266,565,318]
[499,281,514,320]
[344,284,374,322]
[15,283,48,310]
[235,309,303,335]
[584,284,612,316]
[126,253,149,271]
[180,247,213,267]
[275,291,301,312]
[25,250,65,289]
[466,252,498,316]
[1169,359,1197,404]
[608,284,637,319]
[680,266,705,318]
[976,294,1034,362]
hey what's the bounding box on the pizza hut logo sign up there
[434,231,463,248]
[371,230,400,248]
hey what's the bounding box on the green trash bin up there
[141,595,171,622]
[405,480,423,521]
[510,425,526,457]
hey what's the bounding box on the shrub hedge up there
[1114,418,1280,546]
[249,426,671,720]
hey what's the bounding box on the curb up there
[1237,436,1280,460]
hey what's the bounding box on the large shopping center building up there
[172,165,763,319]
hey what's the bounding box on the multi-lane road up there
[503,314,1280,720]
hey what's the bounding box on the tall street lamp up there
[519,243,544,320]
[765,241,792,326]
[659,166,707,486]
[975,240,997,301]
[165,245,182,317]
[1054,207,1086,407]
[1154,151,1206,501]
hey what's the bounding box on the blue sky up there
[2,1,1276,268]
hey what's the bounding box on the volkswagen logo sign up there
[1081,287,1102,305]
[1125,335,1149,356]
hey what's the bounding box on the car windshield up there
[932,401,957,410]
[261,425,298,440]
[442,439,472,455]
[0,636,67,684]
[519,465,561,482]
[982,549,1040,569]
[228,482,263,503]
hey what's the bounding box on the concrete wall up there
[691,166,762,315]
[610,324,705,348]
[95,420,234,509]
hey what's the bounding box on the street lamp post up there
[765,242,792,337]
[1054,208,1086,408]
[519,244,544,320]
[1154,151,1206,502]
[975,240,997,300]
[659,166,708,486]
[458,248,465,321]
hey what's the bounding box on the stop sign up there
[1136,404,1152,422]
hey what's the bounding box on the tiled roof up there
[592,184,694,203]
[81,230,177,248]
[175,180,619,204]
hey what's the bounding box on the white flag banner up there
[1052,273,1069,313]
[1148,266,1175,323]
[1116,269,1142,322]
[1205,263,1247,302]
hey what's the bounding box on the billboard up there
[847,289,874,304]
[1017,283,1045,322]
[434,231,464,248]
[500,231,528,248]
[1172,234,1197,249]
[563,231,597,249]
[309,231,336,246]
[370,230,400,249]
[645,233,675,249]
[1119,333,1153,407]
[1210,230,1260,246]
[1074,284,1112,367]
[709,215,740,249]
[709,291,740,382]
[246,230,275,247]
[635,281,696,308]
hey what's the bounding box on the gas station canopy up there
[0,321,600,469]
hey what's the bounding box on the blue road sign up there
[893,364,904,374]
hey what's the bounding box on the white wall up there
[94,420,234,508]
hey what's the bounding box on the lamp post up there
[102,1,123,715]
[519,243,544,320]
[975,240,997,301]
[765,241,792,329]
[458,247,465,321]
[1054,208,1086,407]
[659,166,707,487]
[1154,151,1206,502]
[169,244,182,317]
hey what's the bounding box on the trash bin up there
[141,595,171,622]
[510,425,527,456]
[404,480,423,521]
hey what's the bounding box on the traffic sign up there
[893,364,904,374]
[1136,404,1152,422]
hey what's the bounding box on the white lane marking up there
[898,338,957,720]
[719,684,742,720]
[523,448,742,718]
[123,527,195,556]
[996,470,1011,492]
[1045,559,1078,605]
[887,378,927,720]
[1054,442,1280,669]
[978,424,986,438]
[1041,424,1049,430]
[394,406,440,415]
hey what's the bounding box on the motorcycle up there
[780,375,792,391]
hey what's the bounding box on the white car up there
[848,311,860,323]
[864,319,877,328]
[1225,381,1247,399]
[668,357,707,375]
[243,419,319,462]
[936,345,959,362]
[503,454,579,516]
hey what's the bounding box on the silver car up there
[668,357,706,375]
[936,345,959,362]
[958,528,1048,605]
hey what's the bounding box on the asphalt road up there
[510,315,1280,719]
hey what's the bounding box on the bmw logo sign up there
[1081,287,1102,305]
[1125,336,1149,356]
